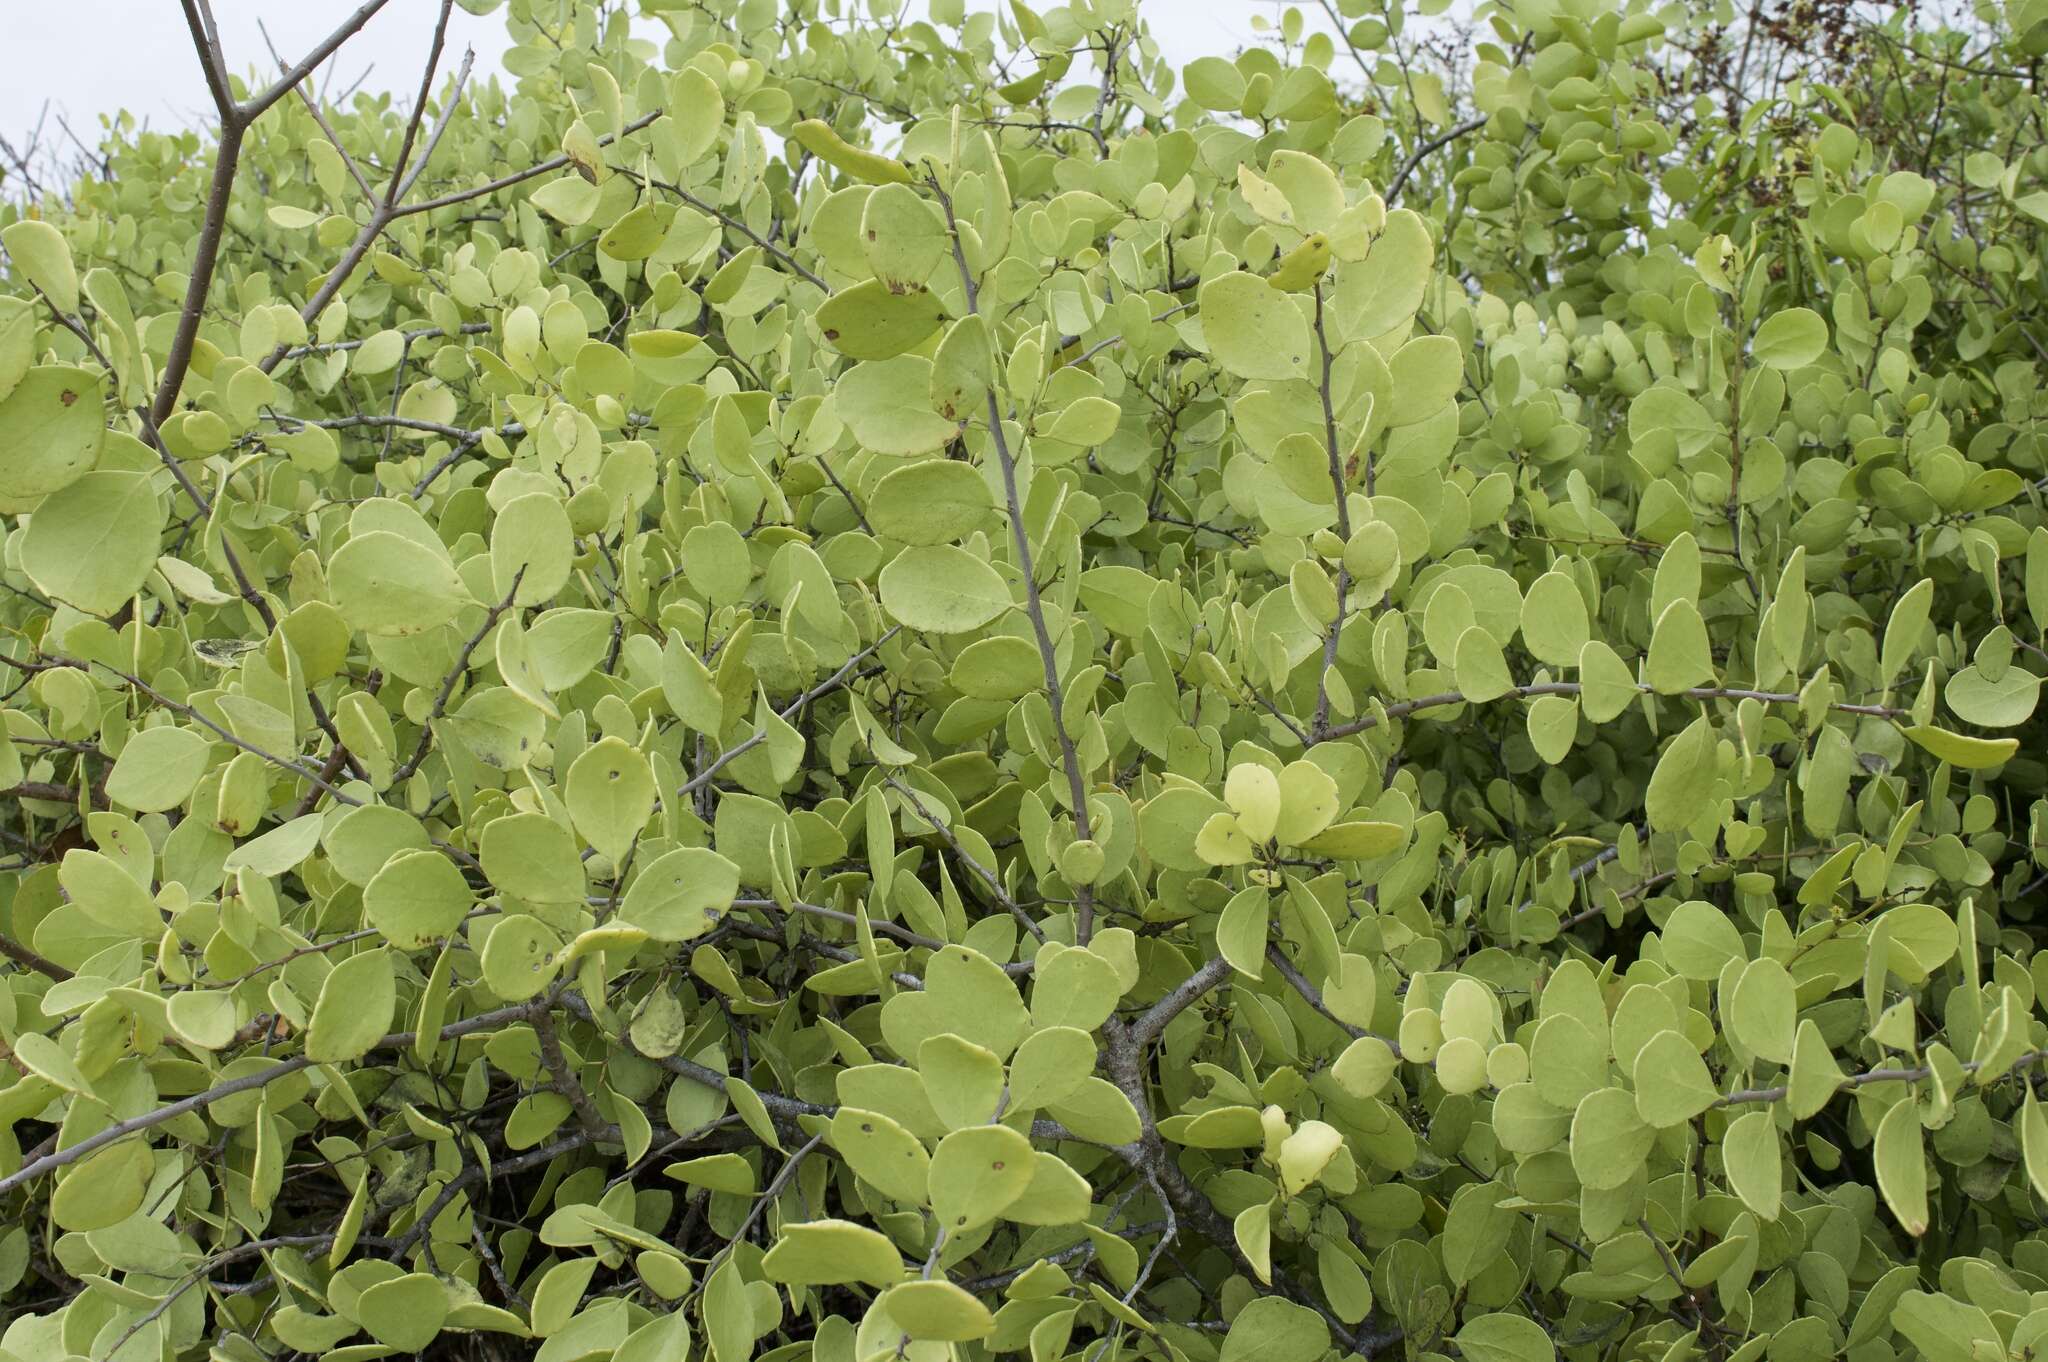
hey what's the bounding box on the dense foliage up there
[3,0,2048,1358]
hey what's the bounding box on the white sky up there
[2,0,1287,163]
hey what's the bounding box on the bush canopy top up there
[1,0,2048,1360]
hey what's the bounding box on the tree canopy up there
[2,0,2048,1360]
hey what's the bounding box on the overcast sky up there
[3,1,1283,163]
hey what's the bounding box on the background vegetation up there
[1,0,2047,1359]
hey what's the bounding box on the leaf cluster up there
[2,1,2048,1361]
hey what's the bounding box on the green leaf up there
[1644,715,1716,834]
[20,470,165,616]
[1788,1018,1845,1119]
[1903,725,2017,769]
[1198,272,1311,380]
[1721,1109,1782,1220]
[1,219,79,312]
[1628,384,1720,459]
[1272,760,1340,846]
[329,530,472,637]
[57,847,161,939]
[307,948,397,1062]
[619,847,738,941]
[1526,693,1577,764]
[1456,1313,1556,1362]
[1577,640,1638,723]
[1660,899,1745,980]
[566,736,655,865]
[1727,957,1796,1063]
[838,356,958,455]
[531,1257,600,1335]
[869,460,995,545]
[1750,307,1828,369]
[2021,1092,2048,1204]
[1216,885,1270,978]
[1631,1029,1718,1127]
[1891,1292,2000,1362]
[1220,1297,1328,1362]
[1028,945,1122,1032]
[0,366,105,499]
[480,914,562,1000]
[1881,577,1933,680]
[1331,1036,1400,1098]
[918,1033,1005,1129]
[492,492,574,607]
[167,989,240,1050]
[1043,1076,1141,1145]
[1006,1151,1093,1225]
[105,725,210,813]
[50,1140,152,1232]
[1277,1120,1344,1195]
[762,1220,906,1287]
[481,812,587,903]
[1520,571,1589,668]
[1008,1027,1094,1110]
[1570,1086,1654,1191]
[1531,1014,1606,1110]
[881,1281,996,1341]
[357,1273,448,1352]
[830,1107,932,1205]
[817,280,949,359]
[364,848,473,948]
[1644,599,1712,693]
[1235,1199,1273,1284]
[881,943,1029,1059]
[1385,335,1463,425]
[1296,821,1405,859]
[1944,664,2039,727]
[928,1123,1035,1233]
[1873,1098,1929,1236]
[1224,762,1281,842]
[1453,625,1513,703]
[860,182,948,288]
[13,1032,88,1092]
[879,545,1012,633]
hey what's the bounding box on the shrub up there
[1,0,2047,1359]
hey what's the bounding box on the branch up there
[396,47,475,202]
[934,176,1100,942]
[1126,955,1233,1047]
[390,575,524,784]
[1321,681,1906,741]
[678,628,900,798]
[242,0,398,124]
[86,660,357,806]
[1387,114,1488,205]
[1310,282,1352,741]
[148,119,242,429]
[639,173,832,293]
[258,18,375,199]
[180,0,237,122]
[1717,1048,2047,1109]
[392,111,662,219]
[1265,944,1404,1056]
[727,896,1036,968]
[0,1000,543,1198]
[0,933,73,982]
[384,0,455,207]
[534,1004,609,1139]
[880,774,1045,942]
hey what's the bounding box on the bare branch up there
[242,0,399,125]
[385,0,457,206]
[678,629,901,798]
[180,0,237,121]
